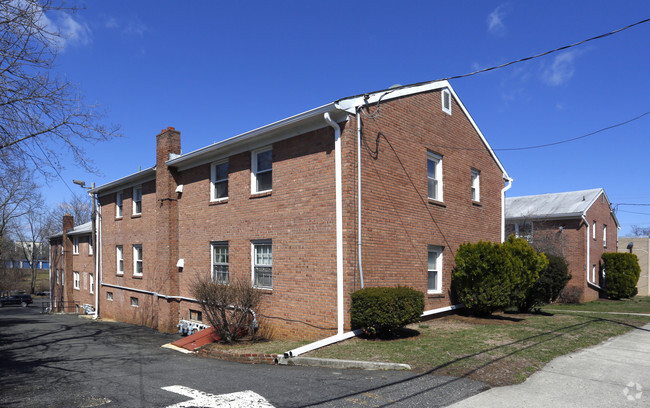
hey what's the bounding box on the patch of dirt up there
[433,355,541,387]
[444,313,525,325]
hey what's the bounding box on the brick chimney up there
[62,214,74,311]
[154,127,181,332]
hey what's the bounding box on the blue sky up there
[43,1,650,236]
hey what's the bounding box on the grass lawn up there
[206,297,650,387]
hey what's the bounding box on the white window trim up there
[251,147,272,194]
[133,244,143,277]
[442,89,452,115]
[132,186,142,215]
[116,245,124,275]
[89,273,94,294]
[514,221,534,242]
[72,237,79,255]
[73,271,80,290]
[211,241,229,284]
[592,220,596,240]
[471,169,480,202]
[116,191,123,218]
[251,240,273,289]
[603,225,607,247]
[88,235,93,256]
[427,152,443,202]
[210,160,229,202]
[427,246,443,294]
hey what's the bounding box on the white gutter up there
[356,109,364,288]
[323,112,344,335]
[283,303,464,358]
[501,176,514,242]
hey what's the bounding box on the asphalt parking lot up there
[0,304,487,407]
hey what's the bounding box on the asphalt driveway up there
[0,304,487,407]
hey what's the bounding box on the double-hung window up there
[116,191,123,218]
[89,235,93,255]
[603,225,607,247]
[116,246,124,275]
[427,152,443,201]
[133,186,142,215]
[592,221,596,240]
[427,246,443,294]
[252,147,272,193]
[252,241,272,289]
[471,169,480,202]
[211,160,229,201]
[73,271,80,290]
[73,237,79,255]
[211,242,229,284]
[133,245,143,277]
[89,273,94,294]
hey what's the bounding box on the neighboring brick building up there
[505,188,619,302]
[83,80,511,339]
[617,237,649,296]
[48,216,97,313]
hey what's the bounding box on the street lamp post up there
[73,180,98,319]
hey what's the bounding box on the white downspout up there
[501,176,513,242]
[93,203,100,319]
[324,112,344,335]
[356,109,364,288]
[582,215,591,284]
[48,242,52,311]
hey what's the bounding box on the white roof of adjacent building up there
[47,221,92,240]
[506,188,619,227]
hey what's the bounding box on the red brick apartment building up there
[505,189,619,302]
[52,81,512,340]
[49,216,96,313]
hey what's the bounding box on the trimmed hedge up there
[452,241,514,315]
[602,253,641,299]
[502,236,548,310]
[350,286,424,337]
[518,253,571,312]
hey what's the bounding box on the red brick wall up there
[507,192,618,302]
[95,89,506,339]
[339,89,505,317]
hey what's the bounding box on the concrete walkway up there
[448,322,650,407]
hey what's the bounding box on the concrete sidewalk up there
[449,323,650,407]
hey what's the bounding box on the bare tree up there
[0,0,120,175]
[0,164,41,257]
[15,206,49,294]
[631,225,650,237]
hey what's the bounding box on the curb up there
[276,356,411,371]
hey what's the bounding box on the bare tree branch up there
[0,0,120,176]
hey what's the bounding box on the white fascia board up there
[336,80,510,179]
[89,167,156,197]
[166,103,348,172]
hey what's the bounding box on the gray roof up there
[47,221,92,240]
[506,188,609,221]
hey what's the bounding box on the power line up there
[440,17,650,82]
[495,111,650,151]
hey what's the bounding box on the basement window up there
[107,292,113,301]
[189,309,203,322]
[131,297,139,307]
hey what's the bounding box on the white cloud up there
[105,16,147,37]
[542,50,579,86]
[487,4,509,36]
[28,2,91,51]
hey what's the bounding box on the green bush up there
[518,253,571,312]
[602,253,641,299]
[502,236,548,310]
[350,286,424,337]
[452,241,514,315]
